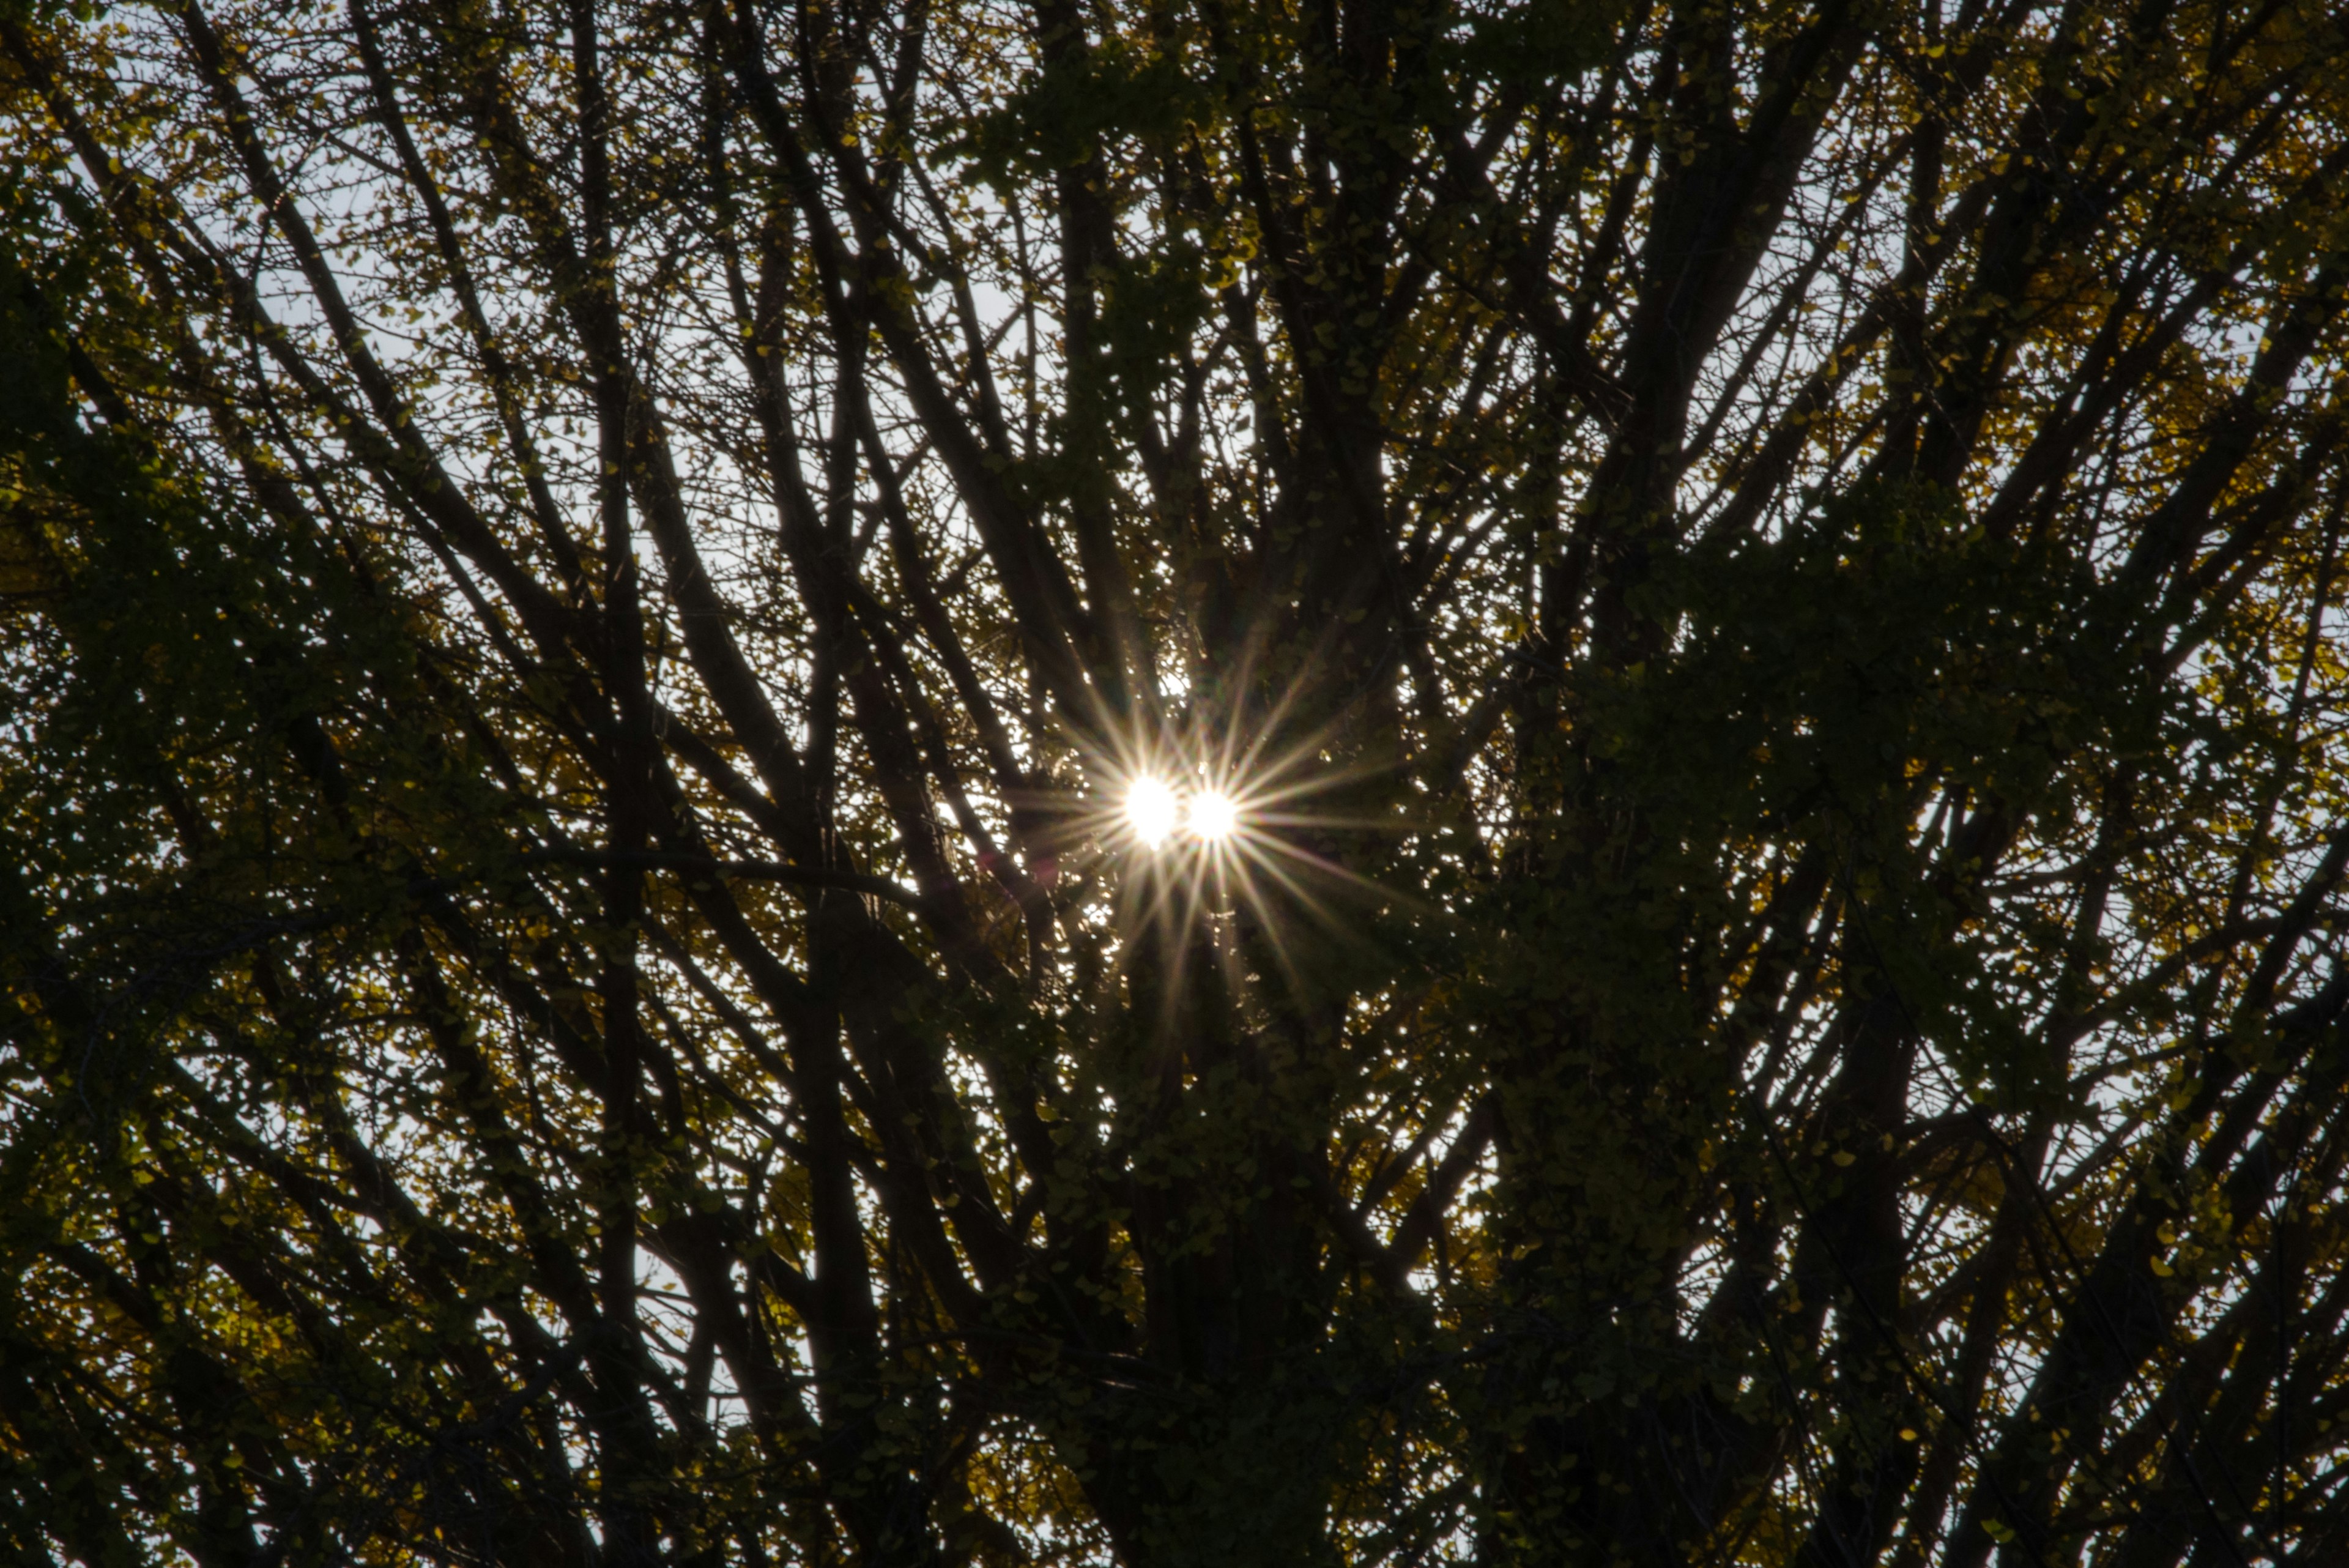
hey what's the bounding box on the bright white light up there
[1188,789,1239,842]
[1126,778,1181,847]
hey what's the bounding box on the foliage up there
[6,0,2349,1562]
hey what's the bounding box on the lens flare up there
[1187,789,1239,842]
[1126,777,1181,847]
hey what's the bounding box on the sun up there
[1125,776,1245,849]
[1089,726,1393,994]
[1126,776,1182,847]
[1187,789,1239,842]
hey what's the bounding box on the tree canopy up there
[6,0,2349,1562]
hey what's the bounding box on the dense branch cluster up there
[6,0,2349,1562]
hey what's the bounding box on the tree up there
[6,0,2349,1559]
